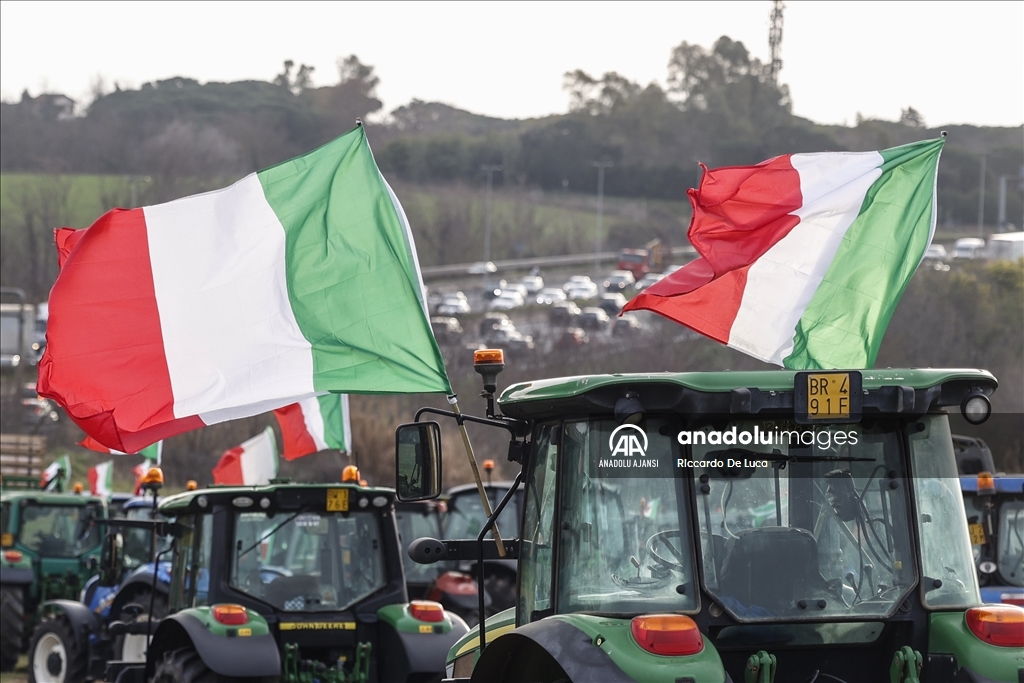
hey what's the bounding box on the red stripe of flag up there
[37,209,202,453]
[212,446,245,485]
[624,156,802,335]
[273,403,319,461]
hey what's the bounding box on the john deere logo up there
[609,424,648,457]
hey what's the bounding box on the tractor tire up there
[151,646,219,683]
[28,614,87,683]
[0,585,24,672]
[113,591,168,664]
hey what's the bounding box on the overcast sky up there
[1,1,1021,128]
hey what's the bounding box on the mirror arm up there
[475,467,525,654]
[413,407,525,440]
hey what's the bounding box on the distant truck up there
[0,302,35,369]
[616,239,666,279]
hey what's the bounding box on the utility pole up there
[768,1,785,83]
[977,155,986,236]
[593,161,613,277]
[481,165,502,262]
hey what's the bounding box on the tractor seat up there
[264,575,321,611]
[718,527,827,615]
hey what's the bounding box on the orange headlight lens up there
[630,614,703,656]
[409,600,445,623]
[212,604,249,626]
[965,605,1024,647]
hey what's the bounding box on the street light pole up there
[593,161,613,277]
[481,165,502,263]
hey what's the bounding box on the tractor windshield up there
[997,500,1024,587]
[397,505,444,583]
[445,488,522,542]
[17,502,103,557]
[554,418,698,615]
[122,505,172,569]
[230,510,386,612]
[692,419,920,621]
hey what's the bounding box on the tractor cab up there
[397,356,1024,683]
[139,481,468,682]
[0,484,106,672]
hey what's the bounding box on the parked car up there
[602,270,636,292]
[468,261,497,274]
[555,327,590,348]
[519,275,544,295]
[535,287,567,305]
[483,327,535,351]
[479,313,513,336]
[613,312,644,336]
[952,237,986,259]
[549,301,582,325]
[482,278,507,299]
[580,307,612,330]
[598,293,628,315]
[501,283,529,299]
[430,316,464,343]
[489,291,526,311]
[662,264,686,276]
[561,275,594,292]
[437,293,471,316]
[635,272,665,291]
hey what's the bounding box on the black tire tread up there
[151,646,218,683]
[0,585,24,672]
[27,614,87,683]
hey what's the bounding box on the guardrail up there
[421,247,697,280]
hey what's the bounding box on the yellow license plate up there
[969,523,986,545]
[326,488,349,512]
[806,372,852,419]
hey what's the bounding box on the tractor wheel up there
[0,585,24,672]
[28,614,87,683]
[114,591,168,663]
[151,646,218,683]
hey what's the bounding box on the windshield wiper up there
[237,506,309,559]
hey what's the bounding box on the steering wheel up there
[645,530,687,573]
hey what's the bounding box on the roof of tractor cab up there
[497,368,997,420]
[159,481,397,515]
[0,490,107,506]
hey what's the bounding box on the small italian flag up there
[88,460,114,497]
[79,436,162,463]
[41,455,71,491]
[39,125,450,454]
[273,394,352,460]
[212,427,278,486]
[625,138,945,369]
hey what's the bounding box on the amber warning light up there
[473,349,505,366]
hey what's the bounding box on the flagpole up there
[449,397,506,557]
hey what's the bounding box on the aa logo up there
[609,424,648,457]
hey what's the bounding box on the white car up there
[489,291,526,311]
[468,261,497,274]
[519,275,544,295]
[635,273,665,291]
[562,275,594,292]
[437,296,471,316]
[662,264,686,276]
[952,238,985,259]
[565,282,599,300]
[536,287,567,305]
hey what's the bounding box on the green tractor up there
[0,480,106,671]
[58,480,469,683]
[396,354,1024,683]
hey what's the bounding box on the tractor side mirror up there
[395,422,442,502]
[99,531,125,586]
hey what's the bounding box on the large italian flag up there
[273,394,351,460]
[625,138,944,369]
[38,126,450,453]
[79,436,162,462]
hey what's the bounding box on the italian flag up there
[79,436,162,462]
[38,125,450,454]
[625,138,944,369]
[88,460,114,497]
[212,427,278,486]
[41,455,71,491]
[273,394,352,460]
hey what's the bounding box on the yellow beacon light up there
[342,465,361,483]
[186,480,199,491]
[141,467,164,489]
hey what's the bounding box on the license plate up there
[794,371,862,424]
[969,523,986,545]
[326,488,349,512]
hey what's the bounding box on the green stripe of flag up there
[257,126,451,395]
[784,138,944,369]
